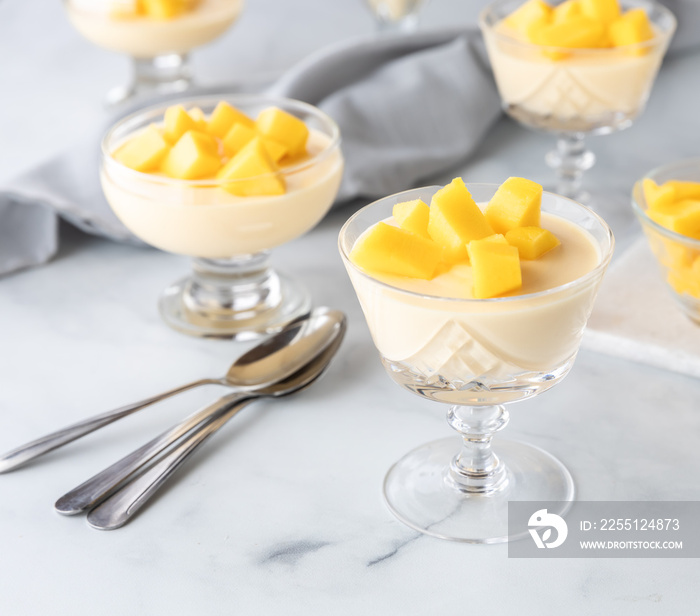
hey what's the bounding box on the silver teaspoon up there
[0,308,328,474]
[54,308,346,516]
[87,319,345,530]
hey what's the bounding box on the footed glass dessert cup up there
[101,95,343,339]
[632,158,700,323]
[65,0,244,105]
[365,0,427,32]
[479,0,675,202]
[339,184,613,542]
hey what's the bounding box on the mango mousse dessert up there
[339,179,614,542]
[66,0,243,103]
[479,0,675,200]
[633,160,700,322]
[102,96,343,338]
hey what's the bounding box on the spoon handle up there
[54,390,253,515]
[0,378,219,474]
[87,395,256,530]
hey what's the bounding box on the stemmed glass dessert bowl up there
[65,0,244,105]
[101,94,343,339]
[632,158,700,323]
[479,0,676,202]
[364,0,428,32]
[339,183,613,542]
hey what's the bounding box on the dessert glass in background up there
[364,0,427,32]
[479,0,676,202]
[632,158,700,323]
[339,184,614,542]
[101,95,343,339]
[65,0,244,105]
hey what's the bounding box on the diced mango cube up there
[609,8,654,51]
[216,138,286,196]
[666,181,700,201]
[164,105,197,143]
[142,0,186,21]
[114,124,170,172]
[207,102,255,138]
[553,0,582,23]
[668,266,700,298]
[160,130,221,180]
[188,107,208,132]
[505,0,552,36]
[648,200,700,240]
[481,233,509,245]
[427,178,494,263]
[642,178,675,211]
[392,199,431,238]
[505,226,561,259]
[222,123,288,162]
[350,222,442,280]
[255,107,309,157]
[485,177,542,234]
[468,238,522,299]
[580,0,621,24]
[110,0,145,19]
[529,16,606,48]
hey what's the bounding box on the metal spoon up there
[54,308,345,516]
[86,314,346,530]
[0,308,333,474]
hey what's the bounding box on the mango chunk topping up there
[468,237,522,299]
[392,199,431,238]
[222,123,288,162]
[580,0,621,24]
[609,8,654,48]
[485,177,542,234]
[216,138,286,197]
[529,17,605,49]
[428,178,494,263]
[114,124,170,172]
[350,222,442,280]
[506,226,561,260]
[163,105,197,143]
[160,130,221,180]
[504,0,552,35]
[255,107,309,157]
[207,102,255,139]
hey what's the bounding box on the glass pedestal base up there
[383,437,574,543]
[158,254,311,340]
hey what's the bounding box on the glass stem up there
[446,405,510,494]
[183,253,282,318]
[133,53,192,94]
[545,133,595,201]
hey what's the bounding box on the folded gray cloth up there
[0,27,499,276]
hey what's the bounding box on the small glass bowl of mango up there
[632,159,700,323]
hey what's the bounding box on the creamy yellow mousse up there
[66,0,243,58]
[482,0,670,128]
[346,177,603,374]
[102,101,343,257]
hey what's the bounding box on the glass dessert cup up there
[632,158,700,323]
[101,95,343,339]
[64,0,244,105]
[339,184,614,542]
[479,0,676,203]
[364,0,427,32]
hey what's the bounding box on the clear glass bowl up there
[632,158,700,324]
[479,0,676,201]
[339,184,614,542]
[102,94,343,339]
[65,0,244,105]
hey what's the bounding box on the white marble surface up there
[2,1,700,614]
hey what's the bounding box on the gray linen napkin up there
[0,27,500,277]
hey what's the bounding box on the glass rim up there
[101,93,342,187]
[478,0,677,55]
[631,157,700,249]
[338,183,615,305]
